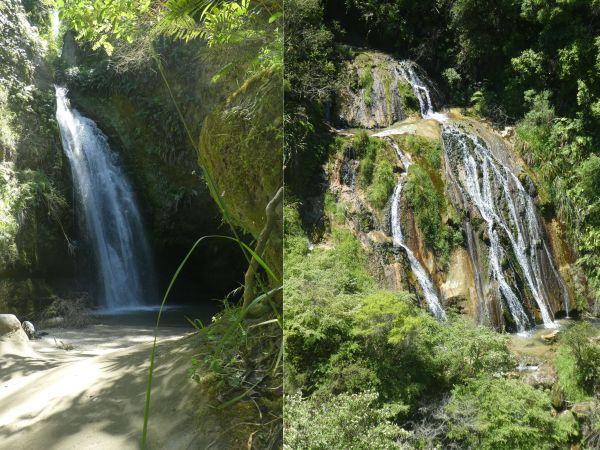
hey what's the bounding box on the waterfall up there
[391,59,569,331]
[397,61,448,122]
[442,125,561,330]
[389,142,446,320]
[55,86,155,311]
[51,9,60,42]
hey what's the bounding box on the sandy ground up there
[0,323,219,449]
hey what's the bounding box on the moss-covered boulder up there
[199,70,283,277]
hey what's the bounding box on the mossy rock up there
[199,70,283,276]
[336,51,420,128]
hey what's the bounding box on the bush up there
[367,158,395,209]
[284,391,410,449]
[559,322,600,395]
[284,227,374,390]
[433,317,514,384]
[446,377,573,450]
[41,294,91,328]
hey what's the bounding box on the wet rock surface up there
[335,52,423,129]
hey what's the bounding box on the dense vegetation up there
[285,201,600,448]
[285,0,600,448]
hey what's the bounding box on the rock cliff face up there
[0,0,74,317]
[335,51,421,129]
[322,50,591,331]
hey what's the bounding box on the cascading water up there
[388,59,569,331]
[55,86,155,311]
[442,126,563,330]
[389,142,446,320]
[396,61,447,122]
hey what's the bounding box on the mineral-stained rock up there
[571,401,596,420]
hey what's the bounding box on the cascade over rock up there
[442,124,567,331]
[389,143,446,320]
[335,52,427,128]
[328,50,579,331]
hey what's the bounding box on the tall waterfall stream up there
[55,87,155,311]
[378,60,569,331]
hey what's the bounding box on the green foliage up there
[433,317,514,384]
[403,162,461,264]
[515,91,600,299]
[353,291,424,347]
[57,0,152,55]
[284,0,339,199]
[285,205,515,414]
[359,68,374,107]
[399,134,441,170]
[284,391,409,449]
[555,345,589,403]
[324,192,345,225]
[368,158,395,210]
[446,377,572,450]
[558,322,600,395]
[396,80,419,115]
[344,133,395,210]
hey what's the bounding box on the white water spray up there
[51,9,60,42]
[55,86,155,311]
[397,61,448,122]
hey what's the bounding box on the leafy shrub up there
[559,322,600,395]
[446,377,572,450]
[367,158,395,209]
[340,133,395,210]
[433,317,514,384]
[41,294,91,328]
[284,391,410,449]
[397,80,419,115]
[284,227,374,390]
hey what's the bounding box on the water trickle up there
[55,86,156,311]
[51,9,60,42]
[388,142,446,320]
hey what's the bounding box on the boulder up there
[522,363,557,389]
[541,329,560,344]
[571,401,596,421]
[551,383,565,410]
[0,314,33,356]
[22,320,35,339]
[0,314,21,335]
